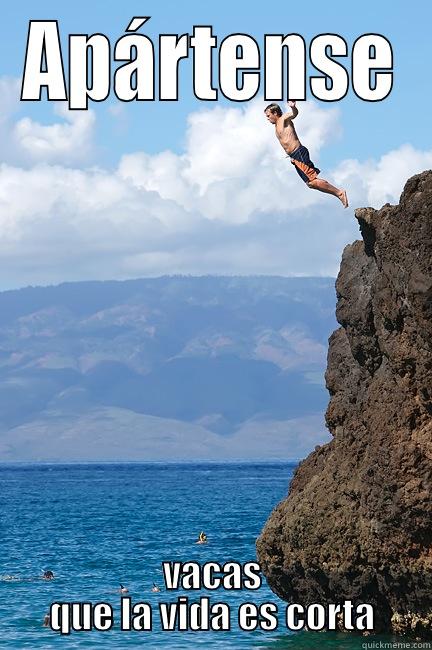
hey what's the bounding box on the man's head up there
[264,103,282,124]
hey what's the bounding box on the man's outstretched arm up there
[281,101,299,123]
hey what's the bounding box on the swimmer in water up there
[196,531,208,544]
[42,570,54,580]
[151,583,161,592]
[119,584,128,593]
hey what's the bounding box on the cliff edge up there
[256,171,432,637]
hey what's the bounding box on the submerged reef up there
[257,171,432,638]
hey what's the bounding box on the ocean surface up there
[0,462,406,648]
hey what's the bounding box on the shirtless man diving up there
[264,102,348,208]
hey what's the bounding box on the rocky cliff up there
[257,171,432,638]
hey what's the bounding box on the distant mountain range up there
[0,276,336,461]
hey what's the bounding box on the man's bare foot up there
[339,189,349,208]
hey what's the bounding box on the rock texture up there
[257,171,432,637]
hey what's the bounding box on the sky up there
[0,0,431,290]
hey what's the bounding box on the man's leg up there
[307,178,348,208]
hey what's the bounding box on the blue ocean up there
[0,463,403,648]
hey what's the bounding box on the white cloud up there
[333,144,432,207]
[0,78,97,166]
[13,103,96,165]
[118,100,342,222]
[0,89,431,289]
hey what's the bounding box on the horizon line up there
[0,274,337,294]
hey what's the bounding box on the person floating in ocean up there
[264,102,348,208]
[196,531,208,544]
[119,584,128,593]
[42,570,54,580]
[151,583,161,592]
